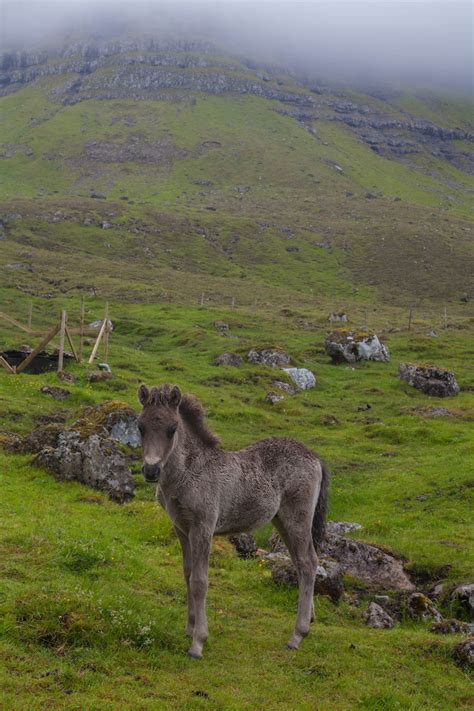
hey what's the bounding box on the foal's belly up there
[214,494,281,535]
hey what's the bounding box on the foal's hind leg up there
[273,513,318,650]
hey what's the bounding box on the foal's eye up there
[167,424,177,439]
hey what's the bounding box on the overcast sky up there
[1,0,472,90]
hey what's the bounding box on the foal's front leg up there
[187,526,212,659]
[174,526,195,636]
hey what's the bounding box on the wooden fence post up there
[200,292,205,306]
[16,322,61,374]
[408,307,413,331]
[58,310,67,373]
[444,306,448,330]
[88,318,107,364]
[27,302,33,331]
[79,296,85,362]
[103,302,110,363]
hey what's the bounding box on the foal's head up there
[137,384,181,482]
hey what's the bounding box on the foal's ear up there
[138,384,150,406]
[169,385,182,408]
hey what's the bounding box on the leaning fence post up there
[79,296,85,362]
[58,310,67,373]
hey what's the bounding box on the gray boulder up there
[36,431,135,502]
[248,348,290,368]
[321,533,414,591]
[325,331,390,364]
[364,602,395,629]
[282,367,316,390]
[399,363,460,397]
[214,352,242,366]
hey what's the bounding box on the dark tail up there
[312,460,330,552]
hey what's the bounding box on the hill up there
[0,35,473,710]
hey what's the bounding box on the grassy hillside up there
[0,40,473,709]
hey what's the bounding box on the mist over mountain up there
[1,0,472,91]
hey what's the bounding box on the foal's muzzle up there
[142,463,161,483]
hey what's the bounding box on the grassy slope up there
[1,300,473,709]
[0,62,473,709]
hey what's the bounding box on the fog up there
[1,0,472,90]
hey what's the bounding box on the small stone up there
[87,371,113,383]
[266,392,285,404]
[454,637,474,669]
[228,533,257,559]
[40,386,70,401]
[364,602,395,629]
[282,367,316,390]
[272,380,297,395]
[101,221,112,230]
[214,352,242,366]
[451,584,474,620]
[214,320,229,332]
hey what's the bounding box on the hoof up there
[285,643,297,651]
[187,650,202,660]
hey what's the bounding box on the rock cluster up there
[282,367,316,390]
[399,363,460,397]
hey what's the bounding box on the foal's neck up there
[164,419,216,488]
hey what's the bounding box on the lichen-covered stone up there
[325,330,390,364]
[36,431,135,502]
[406,593,443,622]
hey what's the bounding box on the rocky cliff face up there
[1,36,472,175]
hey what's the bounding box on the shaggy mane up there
[179,394,220,448]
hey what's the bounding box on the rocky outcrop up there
[399,363,460,397]
[36,431,135,502]
[282,367,316,390]
[325,331,390,364]
[248,348,290,367]
[430,619,470,635]
[321,533,414,591]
